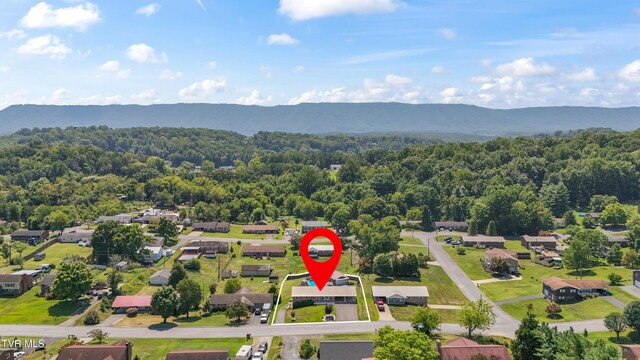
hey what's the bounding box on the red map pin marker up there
[299,228,343,291]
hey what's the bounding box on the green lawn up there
[98,338,249,360]
[434,308,460,323]
[435,235,461,242]
[400,236,424,246]
[201,224,284,240]
[286,304,333,323]
[609,286,639,305]
[481,260,633,302]
[588,330,639,345]
[0,243,93,274]
[443,246,493,280]
[0,287,84,325]
[501,297,620,322]
[267,336,283,360]
[115,312,231,327]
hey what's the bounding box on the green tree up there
[11,241,27,259]
[223,278,242,294]
[457,299,496,337]
[299,339,316,359]
[511,311,543,360]
[467,220,478,236]
[87,329,108,344]
[373,326,439,360]
[373,254,393,278]
[607,273,623,286]
[563,237,590,277]
[623,249,640,269]
[45,210,71,234]
[608,243,623,266]
[151,286,178,323]
[590,195,619,212]
[53,262,93,300]
[156,218,179,244]
[108,270,123,296]
[225,300,249,322]
[627,217,640,250]
[603,312,627,339]
[485,220,497,236]
[169,262,187,287]
[624,301,640,332]
[0,243,10,264]
[586,339,620,360]
[601,203,628,226]
[420,206,434,231]
[177,278,202,318]
[410,307,441,335]
[563,210,577,227]
[488,257,510,275]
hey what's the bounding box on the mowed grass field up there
[500,297,620,322]
[0,287,84,325]
[442,246,493,280]
[93,338,249,360]
[0,242,93,274]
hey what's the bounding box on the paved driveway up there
[377,304,395,321]
[336,304,358,321]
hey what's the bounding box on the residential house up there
[178,247,202,262]
[330,271,349,286]
[484,248,519,274]
[542,277,609,302]
[302,221,328,233]
[142,246,164,263]
[111,296,152,312]
[40,273,56,296]
[438,337,512,360]
[241,264,272,277]
[95,215,133,224]
[621,345,640,360]
[291,286,357,304]
[57,340,133,360]
[318,341,373,360]
[308,244,335,258]
[191,222,231,233]
[10,229,49,244]
[435,221,469,231]
[166,350,230,360]
[59,231,93,243]
[242,246,286,257]
[371,286,429,306]
[134,213,180,224]
[115,261,129,272]
[0,273,33,296]
[209,290,273,311]
[12,269,42,283]
[189,239,230,255]
[461,236,505,248]
[242,224,279,234]
[329,164,343,171]
[521,235,558,250]
[149,269,171,286]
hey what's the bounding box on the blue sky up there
[0,0,639,109]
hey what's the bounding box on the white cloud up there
[126,43,166,63]
[20,2,100,31]
[208,61,218,69]
[441,87,463,103]
[342,48,432,65]
[469,76,491,83]
[17,34,72,60]
[136,3,160,16]
[562,68,599,82]
[178,78,226,100]
[495,57,555,77]
[99,60,130,79]
[618,60,640,82]
[294,65,305,72]
[0,66,9,73]
[76,94,122,105]
[480,59,493,67]
[0,29,26,40]
[438,28,457,40]
[52,88,70,100]
[278,0,401,21]
[431,66,446,74]
[131,89,158,102]
[385,74,412,85]
[160,69,183,80]
[236,90,273,105]
[267,33,299,46]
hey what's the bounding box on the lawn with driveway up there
[442,246,493,280]
[501,297,620,322]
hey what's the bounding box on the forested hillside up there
[0,127,638,236]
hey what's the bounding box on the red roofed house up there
[165,349,230,360]
[111,295,152,313]
[542,277,609,302]
[57,340,133,360]
[438,337,512,360]
[621,345,640,360]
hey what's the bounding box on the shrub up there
[208,282,217,294]
[299,339,316,359]
[237,240,242,245]
[457,248,466,255]
[184,259,201,271]
[292,299,314,309]
[100,297,113,312]
[83,309,102,325]
[545,303,562,317]
[126,308,139,317]
[93,279,108,290]
[325,304,333,314]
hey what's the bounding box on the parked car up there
[254,308,262,315]
[444,237,453,242]
[14,351,26,358]
[251,352,263,360]
[377,300,385,311]
[257,342,268,352]
[260,314,269,323]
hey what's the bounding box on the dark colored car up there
[258,341,268,352]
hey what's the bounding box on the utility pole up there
[217,255,221,281]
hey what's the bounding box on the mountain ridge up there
[1,103,639,135]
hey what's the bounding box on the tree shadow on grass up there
[373,276,421,284]
[566,270,596,277]
[148,322,178,331]
[605,331,640,344]
[48,300,81,318]
[546,314,564,320]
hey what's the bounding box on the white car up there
[14,351,26,358]
[251,352,263,360]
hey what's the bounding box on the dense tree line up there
[0,128,639,237]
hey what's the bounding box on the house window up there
[570,289,576,293]
[560,289,565,293]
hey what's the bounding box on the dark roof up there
[241,264,271,271]
[166,350,229,360]
[190,239,229,248]
[543,277,609,291]
[40,273,56,287]
[57,340,131,360]
[435,221,469,227]
[209,293,273,306]
[318,341,373,360]
[11,230,47,236]
[242,246,285,254]
[441,338,512,360]
[0,274,24,282]
[192,222,230,228]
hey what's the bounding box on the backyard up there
[500,297,620,322]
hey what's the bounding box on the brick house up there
[0,274,33,296]
[191,222,230,233]
[10,229,49,244]
[242,246,286,257]
[484,248,519,274]
[242,224,279,234]
[542,277,609,302]
[521,235,558,250]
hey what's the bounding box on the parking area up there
[335,304,358,321]
[377,304,395,321]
